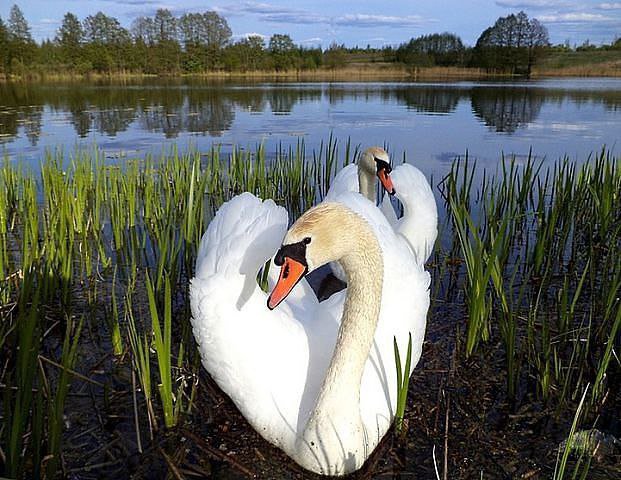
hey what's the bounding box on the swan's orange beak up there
[377,168,395,195]
[267,257,307,310]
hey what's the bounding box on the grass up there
[554,384,590,480]
[534,50,621,77]
[0,141,619,478]
[393,332,413,434]
[2,65,497,83]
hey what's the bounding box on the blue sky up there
[2,0,620,47]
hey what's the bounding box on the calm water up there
[1,78,620,179]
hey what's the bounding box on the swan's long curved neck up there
[358,168,376,202]
[305,217,383,429]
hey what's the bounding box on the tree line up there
[0,4,619,77]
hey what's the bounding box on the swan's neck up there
[358,168,376,202]
[306,222,383,426]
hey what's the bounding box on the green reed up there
[443,150,620,414]
[554,385,591,480]
[4,274,42,478]
[393,332,413,435]
[45,316,83,479]
[127,287,155,431]
[146,272,179,428]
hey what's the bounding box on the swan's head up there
[359,146,395,195]
[267,203,364,310]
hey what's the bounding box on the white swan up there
[190,191,430,475]
[326,146,438,265]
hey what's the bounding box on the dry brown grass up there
[3,60,619,83]
[532,60,621,77]
[0,65,501,83]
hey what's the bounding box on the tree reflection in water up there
[471,87,543,133]
[0,80,620,146]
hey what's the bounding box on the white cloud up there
[538,12,613,22]
[596,2,621,9]
[213,2,434,29]
[495,0,573,8]
[334,14,431,28]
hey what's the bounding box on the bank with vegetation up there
[0,141,619,478]
[1,5,620,80]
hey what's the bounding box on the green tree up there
[38,38,59,67]
[154,9,177,42]
[151,9,180,72]
[202,11,231,50]
[222,35,267,71]
[473,11,549,75]
[83,12,131,72]
[396,32,465,66]
[131,16,156,45]
[179,12,205,71]
[7,4,35,67]
[269,34,297,71]
[131,16,156,72]
[56,12,84,68]
[323,42,347,69]
[179,11,231,70]
[0,16,9,73]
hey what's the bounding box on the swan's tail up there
[194,192,288,281]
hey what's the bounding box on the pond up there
[0,77,620,179]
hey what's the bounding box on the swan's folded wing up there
[325,163,358,201]
[379,192,398,228]
[194,192,288,281]
[392,163,436,213]
[190,193,320,449]
[391,163,438,264]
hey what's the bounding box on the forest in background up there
[0,4,620,78]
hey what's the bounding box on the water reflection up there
[0,80,620,146]
[394,86,464,113]
[471,87,543,133]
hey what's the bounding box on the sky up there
[1,0,620,48]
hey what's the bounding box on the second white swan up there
[326,146,438,265]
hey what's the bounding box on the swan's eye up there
[303,237,311,245]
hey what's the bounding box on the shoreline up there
[2,64,620,83]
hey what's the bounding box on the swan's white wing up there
[190,193,332,453]
[324,163,358,201]
[379,192,398,228]
[194,192,287,281]
[391,163,438,264]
